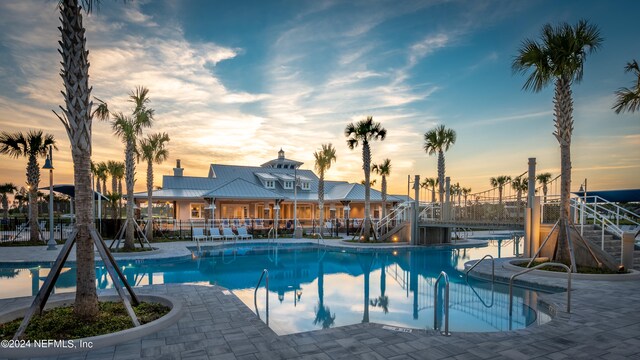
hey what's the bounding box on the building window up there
[265,180,275,189]
[190,203,204,219]
[301,182,310,190]
[284,181,293,189]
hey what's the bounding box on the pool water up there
[0,238,551,335]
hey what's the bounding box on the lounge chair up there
[222,227,237,241]
[255,218,264,228]
[208,227,223,241]
[222,219,230,228]
[232,218,240,227]
[243,218,251,227]
[192,228,208,242]
[237,226,253,240]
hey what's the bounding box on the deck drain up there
[382,325,412,333]
[222,290,231,295]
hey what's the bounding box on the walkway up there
[1,254,639,359]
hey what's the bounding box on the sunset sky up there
[0,0,638,197]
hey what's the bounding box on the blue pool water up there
[0,238,551,335]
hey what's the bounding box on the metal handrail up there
[509,262,571,317]
[465,255,494,283]
[433,271,450,336]
[253,269,269,325]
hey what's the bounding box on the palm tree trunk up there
[124,140,135,250]
[58,0,99,319]
[2,196,8,221]
[146,160,154,242]
[381,175,387,219]
[27,155,40,241]
[112,175,117,195]
[118,179,123,217]
[554,76,574,263]
[437,150,445,204]
[363,142,371,241]
[318,171,325,236]
[431,188,436,203]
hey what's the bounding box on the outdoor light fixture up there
[42,146,56,251]
[278,293,284,303]
[296,289,303,301]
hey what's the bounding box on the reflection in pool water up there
[0,238,550,335]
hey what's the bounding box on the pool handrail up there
[509,262,571,317]
[433,271,451,336]
[465,254,494,283]
[254,269,269,326]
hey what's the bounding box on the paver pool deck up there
[1,238,639,360]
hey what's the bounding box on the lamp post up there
[293,167,302,238]
[42,146,56,250]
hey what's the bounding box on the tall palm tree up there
[490,176,511,205]
[421,177,438,203]
[450,182,462,207]
[313,143,337,236]
[97,162,108,195]
[0,183,17,221]
[513,20,602,263]
[106,160,125,218]
[372,158,391,219]
[94,86,154,250]
[49,0,110,319]
[613,60,640,114]
[462,187,472,217]
[536,172,552,204]
[423,125,456,204]
[0,131,57,241]
[345,116,387,241]
[138,132,170,241]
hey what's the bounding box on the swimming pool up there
[0,239,551,335]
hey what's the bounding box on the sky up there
[0,0,638,197]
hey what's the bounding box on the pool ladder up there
[254,269,269,326]
[433,271,450,336]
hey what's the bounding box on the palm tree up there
[14,187,28,214]
[423,125,456,204]
[462,187,472,218]
[97,162,108,195]
[345,116,387,241]
[613,60,640,114]
[106,160,125,218]
[0,131,57,241]
[372,158,391,219]
[536,172,552,204]
[94,86,154,250]
[138,133,170,241]
[0,183,17,221]
[313,259,336,329]
[513,20,602,263]
[313,143,337,236]
[450,182,462,207]
[490,176,511,205]
[421,177,438,203]
[511,177,528,221]
[48,0,108,319]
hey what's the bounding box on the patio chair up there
[243,218,251,227]
[237,226,253,240]
[232,218,240,227]
[255,218,264,228]
[192,227,208,242]
[208,227,223,241]
[222,227,237,241]
[222,219,230,227]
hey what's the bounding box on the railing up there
[254,269,269,326]
[375,201,412,238]
[572,196,640,241]
[465,255,494,283]
[509,262,571,318]
[433,271,450,336]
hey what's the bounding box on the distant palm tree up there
[0,130,57,241]
[314,143,337,236]
[345,116,387,241]
[107,160,125,217]
[613,60,640,114]
[313,260,336,329]
[372,158,391,219]
[138,132,170,241]
[462,187,472,208]
[421,177,438,203]
[14,187,28,214]
[0,183,17,221]
[511,177,528,221]
[513,19,602,264]
[490,176,511,206]
[97,162,108,195]
[450,182,462,207]
[94,86,155,250]
[424,125,456,203]
[536,172,552,204]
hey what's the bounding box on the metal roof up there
[205,178,284,200]
[572,189,640,203]
[133,188,210,200]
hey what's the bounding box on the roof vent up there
[278,148,285,159]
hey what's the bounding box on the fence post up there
[525,158,536,258]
